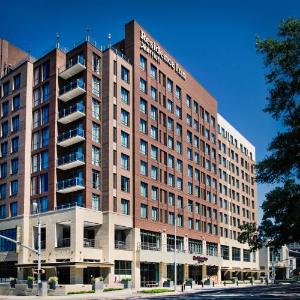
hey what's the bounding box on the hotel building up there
[0,21,258,287]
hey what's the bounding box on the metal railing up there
[167,245,184,252]
[57,152,84,166]
[57,127,84,143]
[83,238,95,248]
[59,78,85,96]
[59,56,86,74]
[57,238,71,248]
[58,103,85,119]
[57,177,84,190]
[115,240,129,250]
[55,202,83,211]
[141,242,161,251]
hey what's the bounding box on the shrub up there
[140,288,174,294]
[103,288,124,292]
[67,290,95,295]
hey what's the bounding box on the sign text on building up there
[140,30,186,80]
[193,256,208,263]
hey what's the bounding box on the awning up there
[16,261,113,268]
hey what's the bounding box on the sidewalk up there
[0,283,267,300]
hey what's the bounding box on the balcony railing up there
[59,56,86,80]
[57,177,84,193]
[141,242,161,251]
[167,245,184,252]
[83,238,95,248]
[58,103,85,123]
[57,238,71,248]
[58,79,85,101]
[57,152,84,169]
[115,240,129,250]
[57,128,85,147]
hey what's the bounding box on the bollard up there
[181,284,184,292]
[213,281,215,287]
[202,281,204,288]
[237,281,239,286]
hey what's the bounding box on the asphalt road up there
[138,284,300,300]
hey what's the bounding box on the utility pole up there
[174,213,177,292]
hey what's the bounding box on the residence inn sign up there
[140,30,187,80]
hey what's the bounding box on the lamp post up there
[32,200,42,296]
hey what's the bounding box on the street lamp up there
[32,200,42,296]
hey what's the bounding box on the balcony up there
[58,79,86,102]
[115,240,129,250]
[83,238,95,248]
[58,103,85,124]
[57,128,85,147]
[57,152,85,170]
[59,56,86,80]
[57,177,84,193]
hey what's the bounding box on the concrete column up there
[202,265,207,281]
[184,264,189,281]
[184,235,189,253]
[161,231,167,253]
[159,263,167,287]
[202,241,207,256]
[217,267,221,283]
[132,228,141,289]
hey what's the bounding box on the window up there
[151,145,158,160]
[141,204,148,219]
[92,53,101,74]
[140,98,147,114]
[3,81,10,97]
[167,99,173,112]
[2,121,8,137]
[121,109,129,126]
[121,66,129,83]
[10,202,18,217]
[175,85,181,100]
[140,182,148,197]
[121,199,130,215]
[13,74,21,90]
[151,186,158,200]
[115,260,132,275]
[10,180,18,196]
[40,196,48,212]
[11,137,19,153]
[152,207,158,221]
[150,86,157,100]
[0,163,7,179]
[92,170,100,190]
[2,101,9,117]
[121,87,129,104]
[41,106,49,125]
[221,245,229,260]
[121,131,129,148]
[1,142,7,157]
[0,228,16,251]
[92,99,101,120]
[140,55,147,70]
[42,83,50,102]
[151,166,158,180]
[140,161,148,176]
[121,176,130,192]
[150,126,158,140]
[41,127,49,147]
[232,247,241,261]
[92,146,101,166]
[167,78,173,92]
[40,173,48,193]
[92,122,101,143]
[42,61,50,81]
[140,139,147,155]
[11,159,18,175]
[92,76,100,96]
[168,212,175,225]
[140,78,147,93]
[0,205,6,219]
[150,106,157,120]
[92,193,100,211]
[177,196,183,208]
[177,215,184,227]
[150,64,157,79]
[0,183,6,199]
[120,153,129,170]
[243,249,251,262]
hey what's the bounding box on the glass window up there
[232,247,241,261]
[140,161,148,176]
[92,170,100,190]
[0,228,16,251]
[92,53,101,74]
[140,139,147,155]
[151,186,158,200]
[13,74,21,90]
[11,159,18,175]
[140,182,148,197]
[0,183,6,199]
[167,78,173,93]
[40,196,48,212]
[140,55,147,70]
[3,81,10,97]
[2,101,9,117]
[11,137,19,153]
[150,64,157,79]
[92,76,101,97]
[115,260,132,275]
[152,207,158,221]
[1,121,8,137]
[140,204,148,219]
[40,173,48,193]
[42,83,50,102]
[10,180,18,196]
[121,66,129,83]
[121,109,129,126]
[121,176,130,192]
[0,205,6,219]
[121,153,129,170]
[140,78,147,93]
[1,142,8,157]
[42,61,50,81]
[41,127,49,147]
[92,122,101,143]
[121,199,130,215]
[0,163,7,179]
[42,106,49,125]
[10,202,18,217]
[92,146,101,166]
[121,131,129,148]
[121,87,129,104]
[92,99,101,120]
[140,98,147,114]
[92,193,100,210]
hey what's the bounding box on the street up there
[138,284,300,300]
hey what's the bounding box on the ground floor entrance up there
[167,264,184,285]
[189,265,203,284]
[140,263,159,287]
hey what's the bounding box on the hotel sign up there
[140,30,186,80]
[193,256,208,263]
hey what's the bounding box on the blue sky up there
[1,0,299,220]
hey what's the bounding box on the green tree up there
[238,18,300,250]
